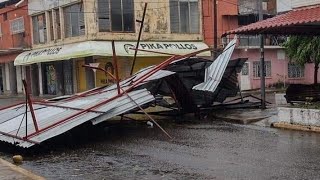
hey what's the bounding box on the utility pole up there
[259,0,266,109]
[213,0,218,58]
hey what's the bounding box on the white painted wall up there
[277,0,292,13]
[16,66,23,93]
[5,63,10,91]
[38,63,43,95]
[292,0,320,8]
[278,107,320,126]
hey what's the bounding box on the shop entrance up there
[43,63,56,95]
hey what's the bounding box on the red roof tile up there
[225,5,320,35]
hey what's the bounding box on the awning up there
[224,5,320,36]
[14,41,211,65]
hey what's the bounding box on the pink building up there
[226,0,320,90]
[233,48,317,90]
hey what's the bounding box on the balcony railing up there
[222,35,287,48]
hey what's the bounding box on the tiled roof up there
[225,5,320,35]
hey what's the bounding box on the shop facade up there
[15,41,210,95]
[23,0,208,96]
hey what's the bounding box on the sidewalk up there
[0,158,44,180]
[211,91,278,125]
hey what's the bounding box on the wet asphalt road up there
[2,119,320,180]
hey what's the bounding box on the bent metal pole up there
[130,3,148,75]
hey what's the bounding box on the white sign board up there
[15,41,211,66]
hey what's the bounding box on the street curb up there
[212,114,270,124]
[272,122,320,133]
[0,158,45,180]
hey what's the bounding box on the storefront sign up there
[122,42,207,56]
[15,41,210,66]
[22,47,63,63]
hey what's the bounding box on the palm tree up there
[283,36,320,84]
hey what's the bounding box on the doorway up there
[240,62,251,90]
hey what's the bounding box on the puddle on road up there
[2,119,320,179]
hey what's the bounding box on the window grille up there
[10,17,24,34]
[288,64,304,78]
[253,61,271,77]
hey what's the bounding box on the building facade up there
[0,0,31,95]
[217,0,320,90]
[202,0,238,48]
[15,0,210,96]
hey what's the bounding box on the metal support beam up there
[112,40,121,95]
[22,79,39,132]
[259,0,266,109]
[130,3,148,75]
[213,0,218,58]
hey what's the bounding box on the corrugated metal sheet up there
[0,88,154,148]
[192,37,237,92]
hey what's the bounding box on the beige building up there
[15,0,210,96]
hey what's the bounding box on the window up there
[97,0,134,32]
[32,14,47,44]
[288,64,304,78]
[253,61,271,77]
[64,3,85,38]
[170,0,199,33]
[241,63,249,75]
[10,17,24,34]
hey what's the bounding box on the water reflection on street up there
[2,120,320,179]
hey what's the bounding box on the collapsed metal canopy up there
[0,38,242,148]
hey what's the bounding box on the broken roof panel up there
[193,38,237,92]
[0,88,154,148]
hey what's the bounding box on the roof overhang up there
[224,5,320,36]
[14,41,211,66]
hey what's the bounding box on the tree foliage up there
[283,36,320,84]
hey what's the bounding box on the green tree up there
[283,36,320,84]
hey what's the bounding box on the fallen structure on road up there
[0,38,246,148]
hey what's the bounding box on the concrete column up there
[5,63,10,91]
[85,57,94,90]
[9,62,17,95]
[55,61,64,95]
[30,64,39,96]
[84,0,98,36]
[72,59,78,93]
[16,66,23,93]
[38,63,43,96]
[59,7,65,39]
[52,9,58,40]
[0,65,5,94]
[45,11,51,42]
